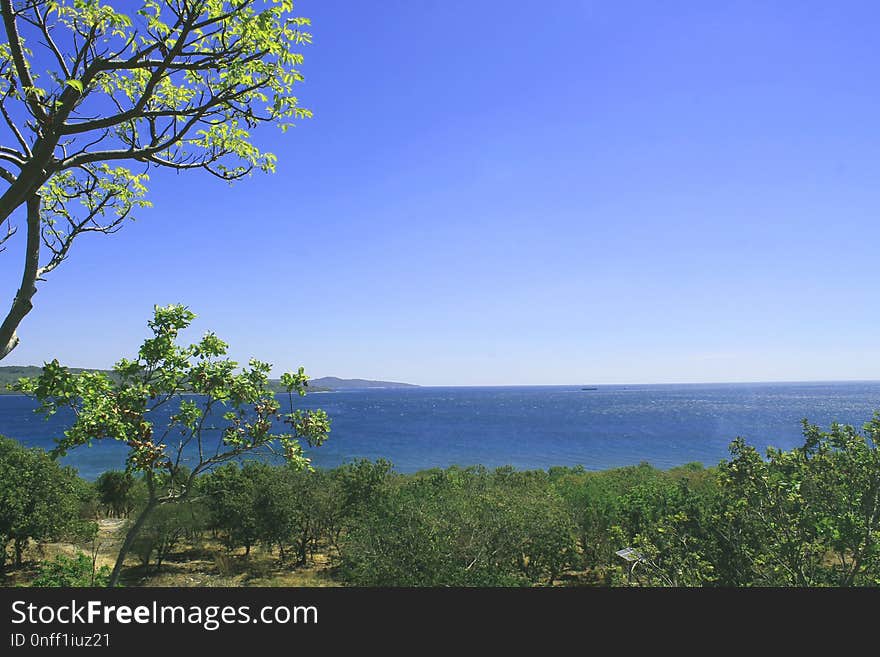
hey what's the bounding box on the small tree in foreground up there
[15,303,330,586]
[619,417,880,587]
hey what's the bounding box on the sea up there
[1,381,878,480]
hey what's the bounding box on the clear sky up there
[2,0,880,386]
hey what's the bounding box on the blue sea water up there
[1,381,879,480]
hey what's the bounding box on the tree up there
[617,417,880,587]
[0,434,94,569]
[716,417,880,586]
[202,462,260,555]
[251,463,324,566]
[490,470,577,585]
[94,470,143,518]
[338,466,577,587]
[553,468,626,570]
[130,496,207,572]
[325,458,392,548]
[15,303,330,586]
[627,482,719,587]
[0,0,312,359]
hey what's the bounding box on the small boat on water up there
[581,387,598,391]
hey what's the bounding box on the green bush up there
[251,464,328,566]
[0,436,96,569]
[202,463,261,555]
[94,471,142,519]
[338,466,577,586]
[31,553,111,587]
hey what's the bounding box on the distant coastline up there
[0,366,418,394]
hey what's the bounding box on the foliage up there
[339,466,578,587]
[249,463,325,565]
[16,304,329,475]
[0,0,313,359]
[202,462,260,555]
[94,470,143,518]
[0,366,340,395]
[552,462,692,572]
[130,497,208,571]
[31,552,110,587]
[714,417,880,586]
[627,482,719,586]
[202,458,393,566]
[14,303,329,585]
[324,458,392,548]
[0,435,96,569]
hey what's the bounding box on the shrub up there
[338,466,577,586]
[0,436,95,569]
[94,471,143,519]
[31,553,111,587]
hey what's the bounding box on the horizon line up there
[338,377,880,388]
[3,364,879,389]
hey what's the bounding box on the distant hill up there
[306,377,418,390]
[0,367,416,393]
[0,365,106,391]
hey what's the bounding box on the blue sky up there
[2,0,880,385]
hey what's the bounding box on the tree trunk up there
[298,537,308,566]
[0,2,68,361]
[108,499,158,587]
[13,537,24,567]
[0,195,41,360]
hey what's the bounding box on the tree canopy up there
[0,434,94,569]
[15,302,330,585]
[0,0,312,358]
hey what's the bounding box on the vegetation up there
[0,0,312,361]
[31,552,110,587]
[13,303,330,586]
[0,367,414,393]
[2,410,879,587]
[94,470,143,519]
[339,466,577,586]
[130,496,208,572]
[0,366,119,392]
[0,435,95,571]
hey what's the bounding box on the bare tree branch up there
[0,0,48,124]
[0,220,15,252]
[0,90,33,157]
[26,4,71,79]
[0,149,25,168]
[0,164,15,184]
